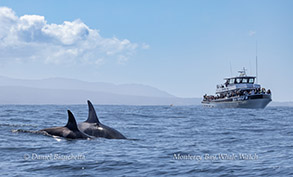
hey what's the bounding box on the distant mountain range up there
[0,76,291,106]
[0,76,201,105]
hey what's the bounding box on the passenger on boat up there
[225,80,229,87]
[236,90,240,96]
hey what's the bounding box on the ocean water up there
[0,105,293,176]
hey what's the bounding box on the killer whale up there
[40,110,91,139]
[78,100,126,139]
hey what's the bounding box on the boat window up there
[242,78,248,83]
[249,78,254,84]
[236,78,242,83]
[229,79,235,84]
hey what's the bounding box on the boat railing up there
[203,88,271,102]
[216,83,261,93]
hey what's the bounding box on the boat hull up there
[202,94,272,109]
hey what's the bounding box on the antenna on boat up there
[239,67,247,76]
[255,41,258,83]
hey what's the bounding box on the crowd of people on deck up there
[203,88,271,101]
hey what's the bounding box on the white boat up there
[202,68,272,109]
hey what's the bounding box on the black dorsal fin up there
[85,100,100,124]
[65,110,79,131]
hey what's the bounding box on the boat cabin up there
[225,76,255,86]
[216,68,260,94]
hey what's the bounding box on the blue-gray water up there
[0,105,293,176]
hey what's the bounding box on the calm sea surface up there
[0,105,293,176]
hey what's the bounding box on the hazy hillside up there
[0,76,201,105]
[0,76,173,98]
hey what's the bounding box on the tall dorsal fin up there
[85,100,100,124]
[65,110,79,131]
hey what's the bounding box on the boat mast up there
[255,41,258,84]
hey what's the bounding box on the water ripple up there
[0,105,292,176]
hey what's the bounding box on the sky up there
[0,0,292,101]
